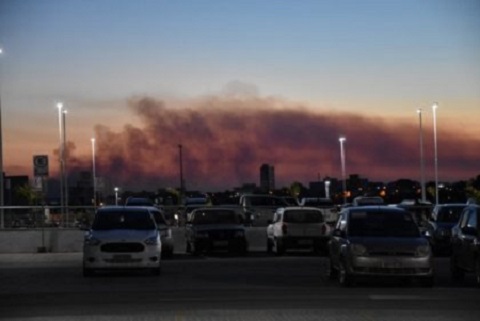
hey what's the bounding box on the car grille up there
[368,251,415,257]
[354,267,431,274]
[209,230,235,240]
[101,242,145,253]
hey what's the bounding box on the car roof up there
[280,206,323,212]
[96,206,151,213]
[344,205,409,213]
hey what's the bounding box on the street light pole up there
[91,138,96,208]
[62,109,68,226]
[114,187,119,206]
[339,136,347,205]
[432,103,439,204]
[417,108,426,202]
[0,47,4,228]
[178,144,184,203]
[56,102,65,218]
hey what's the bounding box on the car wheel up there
[83,264,94,277]
[475,258,480,287]
[338,259,353,287]
[450,254,465,282]
[329,258,338,280]
[267,238,273,254]
[275,238,285,256]
[151,265,162,276]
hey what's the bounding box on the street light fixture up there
[432,102,439,204]
[91,138,96,207]
[417,108,426,202]
[114,187,119,206]
[339,136,347,205]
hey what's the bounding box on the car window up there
[150,209,167,225]
[437,207,464,223]
[192,210,240,225]
[348,210,419,237]
[459,209,470,228]
[92,210,156,230]
[284,210,324,223]
[466,210,478,229]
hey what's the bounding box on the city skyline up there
[1,0,479,191]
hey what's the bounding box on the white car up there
[267,207,330,255]
[83,206,162,276]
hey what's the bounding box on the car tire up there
[267,238,273,254]
[338,259,353,287]
[83,266,94,277]
[329,258,338,280]
[151,265,162,276]
[275,238,285,256]
[450,254,465,282]
[475,258,480,287]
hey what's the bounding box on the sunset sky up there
[0,0,479,191]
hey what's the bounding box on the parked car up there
[328,206,433,287]
[427,204,467,255]
[147,206,174,258]
[450,205,480,285]
[83,206,162,277]
[125,197,155,207]
[185,207,248,255]
[352,196,384,206]
[298,197,339,225]
[266,207,330,255]
[239,194,288,226]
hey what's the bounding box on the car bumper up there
[195,238,248,252]
[83,245,161,269]
[347,255,433,277]
[281,236,329,250]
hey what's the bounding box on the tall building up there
[260,164,275,192]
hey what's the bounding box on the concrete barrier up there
[0,227,268,254]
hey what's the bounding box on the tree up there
[15,184,39,205]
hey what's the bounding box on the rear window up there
[284,210,324,223]
[437,206,465,223]
[192,210,242,225]
[92,210,156,230]
[348,210,419,238]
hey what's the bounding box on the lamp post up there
[417,108,426,202]
[325,180,331,199]
[56,102,65,218]
[91,138,96,207]
[114,187,119,206]
[339,136,347,205]
[178,144,184,203]
[62,109,68,226]
[0,47,4,228]
[432,102,439,204]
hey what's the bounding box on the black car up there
[427,204,467,255]
[450,205,480,285]
[185,207,248,255]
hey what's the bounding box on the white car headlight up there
[144,235,160,245]
[415,245,431,257]
[350,244,368,256]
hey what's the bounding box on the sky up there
[0,0,479,192]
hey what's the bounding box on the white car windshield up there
[92,210,156,231]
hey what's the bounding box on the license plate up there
[113,254,132,262]
[382,259,402,268]
[213,241,229,247]
[298,240,313,245]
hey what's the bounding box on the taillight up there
[282,223,288,235]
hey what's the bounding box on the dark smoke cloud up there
[67,96,480,191]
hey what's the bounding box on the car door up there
[461,210,479,271]
[329,212,347,269]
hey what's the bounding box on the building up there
[260,164,275,192]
